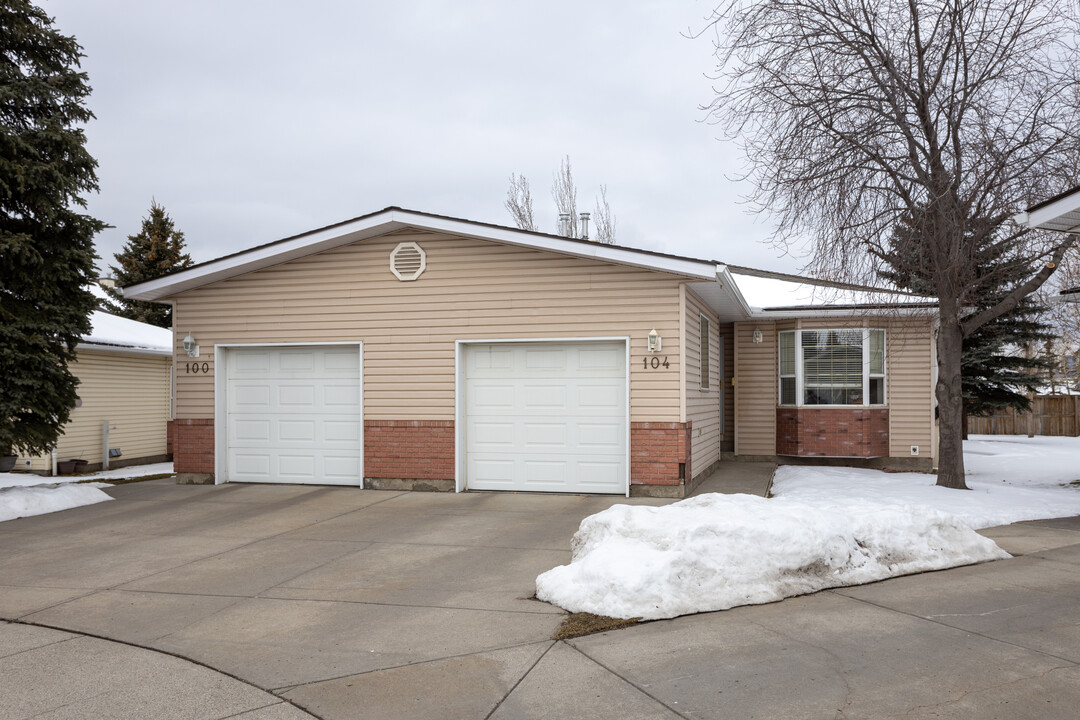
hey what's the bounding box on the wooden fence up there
[967,395,1080,437]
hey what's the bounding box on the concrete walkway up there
[2,474,1080,719]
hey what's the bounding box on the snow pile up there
[0,479,112,523]
[537,436,1080,620]
[772,436,1080,530]
[85,310,171,352]
[536,494,1008,620]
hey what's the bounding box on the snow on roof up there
[730,272,931,312]
[83,311,172,354]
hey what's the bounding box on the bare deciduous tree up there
[505,156,617,242]
[702,0,1080,488]
[552,154,579,238]
[594,184,617,245]
[505,173,537,232]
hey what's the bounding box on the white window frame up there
[777,329,886,407]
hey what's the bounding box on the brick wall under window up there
[776,408,889,458]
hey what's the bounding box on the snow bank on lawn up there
[82,462,174,481]
[0,483,112,523]
[772,436,1080,530]
[537,436,1080,620]
[536,493,1007,620]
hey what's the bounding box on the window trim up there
[777,328,886,407]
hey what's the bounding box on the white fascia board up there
[717,264,752,317]
[413,214,717,280]
[124,208,717,301]
[1025,189,1080,232]
[124,212,409,301]
[77,342,173,357]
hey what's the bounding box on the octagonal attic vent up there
[390,241,426,281]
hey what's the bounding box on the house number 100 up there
[643,356,670,369]
[186,362,211,374]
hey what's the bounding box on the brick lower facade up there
[630,421,691,486]
[170,416,692,490]
[776,408,889,458]
[169,418,215,473]
[364,420,455,480]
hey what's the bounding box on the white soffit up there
[1022,185,1080,233]
[123,208,718,301]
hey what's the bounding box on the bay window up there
[778,329,885,406]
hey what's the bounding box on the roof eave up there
[77,342,173,357]
[124,208,718,301]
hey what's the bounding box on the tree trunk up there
[935,319,969,489]
[961,405,968,441]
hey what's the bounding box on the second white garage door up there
[464,341,627,494]
[225,345,363,485]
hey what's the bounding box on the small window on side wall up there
[779,331,796,405]
[700,314,710,389]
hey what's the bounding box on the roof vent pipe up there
[579,212,590,240]
[558,213,571,236]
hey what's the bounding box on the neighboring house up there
[25,308,172,475]
[124,208,937,497]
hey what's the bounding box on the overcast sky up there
[46,0,803,275]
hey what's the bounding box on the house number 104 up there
[643,356,670,369]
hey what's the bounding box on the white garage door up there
[225,345,363,485]
[465,341,627,494]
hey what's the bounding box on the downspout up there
[51,445,58,476]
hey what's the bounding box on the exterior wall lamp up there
[183,332,200,357]
[752,329,763,343]
[648,329,662,353]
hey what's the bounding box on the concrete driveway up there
[2,472,1080,719]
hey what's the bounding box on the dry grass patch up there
[552,612,641,640]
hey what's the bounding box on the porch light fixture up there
[752,329,763,343]
[648,329,662,353]
[183,332,199,357]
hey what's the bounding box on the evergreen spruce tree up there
[878,207,1054,436]
[102,201,192,328]
[0,1,105,459]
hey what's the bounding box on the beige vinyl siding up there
[734,321,779,455]
[684,288,722,477]
[734,316,936,459]
[170,230,685,422]
[882,318,936,459]
[719,322,734,452]
[27,350,172,471]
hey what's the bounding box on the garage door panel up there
[469,421,515,449]
[277,419,316,443]
[577,461,623,490]
[232,384,271,410]
[226,346,362,486]
[577,384,623,411]
[523,422,567,450]
[324,420,362,443]
[466,341,626,494]
[577,346,623,371]
[577,422,623,450]
[471,458,517,486]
